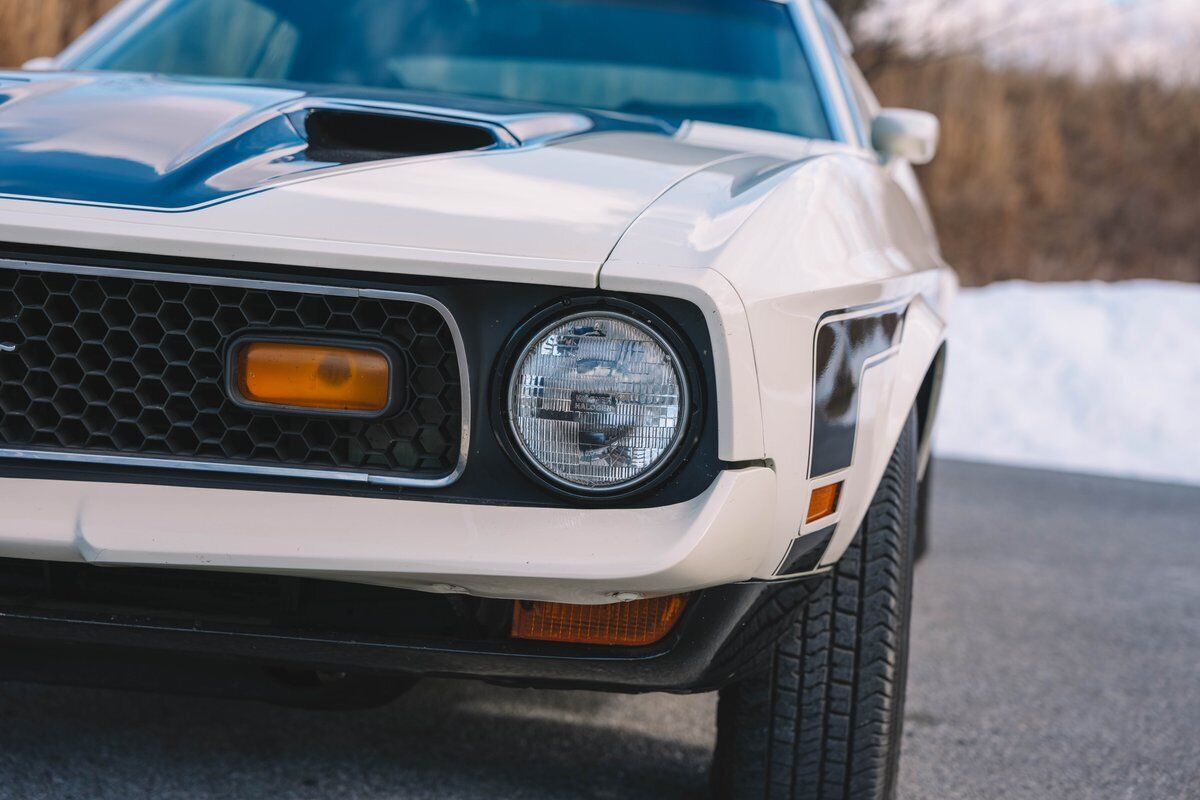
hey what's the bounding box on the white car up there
[0,1,954,797]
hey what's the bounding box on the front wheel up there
[712,411,919,800]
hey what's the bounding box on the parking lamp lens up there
[806,482,843,523]
[507,311,689,493]
[511,595,689,646]
[237,341,390,412]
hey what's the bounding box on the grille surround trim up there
[0,258,471,488]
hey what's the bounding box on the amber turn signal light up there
[511,595,688,646]
[236,341,391,413]
[806,481,843,524]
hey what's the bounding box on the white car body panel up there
[0,133,739,287]
[606,146,954,576]
[0,0,954,604]
[0,467,776,605]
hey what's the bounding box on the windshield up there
[70,0,833,139]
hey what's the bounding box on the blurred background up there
[0,4,1196,799]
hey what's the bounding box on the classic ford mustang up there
[0,0,954,797]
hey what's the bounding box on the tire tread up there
[713,413,920,800]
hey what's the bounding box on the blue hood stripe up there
[0,72,664,212]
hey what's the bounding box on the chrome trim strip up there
[789,0,856,145]
[4,259,360,297]
[0,257,470,489]
[53,0,157,68]
[0,448,372,484]
[812,0,870,146]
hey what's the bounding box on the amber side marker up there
[806,481,843,524]
[237,341,391,413]
[511,595,689,646]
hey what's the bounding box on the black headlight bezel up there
[490,295,706,503]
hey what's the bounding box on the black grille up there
[0,264,462,480]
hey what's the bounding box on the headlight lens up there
[507,310,690,494]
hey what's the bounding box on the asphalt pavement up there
[1,460,1197,799]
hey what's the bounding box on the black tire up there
[712,411,919,800]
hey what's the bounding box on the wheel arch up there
[914,340,948,481]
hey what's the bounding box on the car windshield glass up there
[70,0,833,139]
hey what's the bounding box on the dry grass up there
[870,53,1200,284]
[2,1,1197,285]
[0,0,118,66]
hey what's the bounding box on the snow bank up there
[858,0,1200,85]
[934,280,1200,486]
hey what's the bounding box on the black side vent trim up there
[303,109,499,165]
[775,526,836,576]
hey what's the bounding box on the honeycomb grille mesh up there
[0,265,462,480]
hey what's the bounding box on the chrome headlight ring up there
[495,299,699,500]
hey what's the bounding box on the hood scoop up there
[0,72,605,211]
[300,108,500,165]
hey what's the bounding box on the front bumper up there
[0,466,776,605]
[0,462,788,697]
[0,547,818,696]
[0,577,785,695]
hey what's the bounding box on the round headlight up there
[506,310,690,495]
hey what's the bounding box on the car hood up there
[0,71,804,284]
